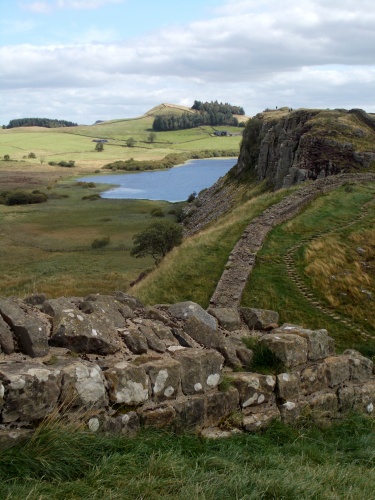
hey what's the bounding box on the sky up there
[1,0,375,125]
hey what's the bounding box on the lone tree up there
[95,142,104,152]
[130,220,183,264]
[127,137,135,147]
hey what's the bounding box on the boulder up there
[240,308,279,330]
[343,349,373,382]
[300,363,327,395]
[230,372,276,409]
[207,307,242,331]
[0,297,49,357]
[0,362,62,423]
[0,315,15,354]
[104,361,149,406]
[280,324,334,360]
[174,396,206,432]
[242,405,280,432]
[141,358,181,402]
[46,298,122,355]
[259,332,308,368]
[168,301,218,330]
[324,356,350,387]
[172,348,223,395]
[276,371,300,400]
[183,316,222,349]
[58,360,108,409]
[206,386,240,427]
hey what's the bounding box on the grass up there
[0,415,374,499]
[241,181,375,353]
[132,182,295,306]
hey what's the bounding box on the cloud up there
[23,0,124,13]
[4,0,375,123]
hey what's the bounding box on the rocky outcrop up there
[235,108,375,189]
[0,294,374,446]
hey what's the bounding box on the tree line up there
[152,100,245,131]
[4,118,77,129]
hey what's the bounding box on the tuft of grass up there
[0,415,374,499]
[242,336,285,374]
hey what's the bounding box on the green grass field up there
[1,415,374,499]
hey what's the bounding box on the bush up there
[82,194,101,201]
[3,154,10,161]
[28,152,36,159]
[150,208,164,217]
[91,236,110,249]
[187,192,197,203]
[4,191,48,206]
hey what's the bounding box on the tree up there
[127,137,135,147]
[130,220,183,264]
[95,142,104,152]
[148,132,157,143]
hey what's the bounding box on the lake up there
[78,158,236,202]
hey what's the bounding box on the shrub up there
[91,236,110,249]
[4,191,48,206]
[28,152,36,159]
[82,194,101,201]
[187,192,197,203]
[3,154,10,161]
[150,208,164,217]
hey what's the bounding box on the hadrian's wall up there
[0,292,374,448]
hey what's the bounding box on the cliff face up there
[235,108,375,189]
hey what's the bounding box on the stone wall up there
[0,294,374,447]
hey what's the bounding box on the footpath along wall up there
[0,293,374,448]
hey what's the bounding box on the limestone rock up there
[139,325,166,353]
[79,295,130,326]
[343,349,373,382]
[168,301,218,330]
[0,362,62,423]
[174,396,206,432]
[104,361,149,405]
[308,393,338,420]
[142,358,181,402]
[230,372,276,409]
[0,297,49,357]
[58,360,108,409]
[0,315,15,354]
[102,411,139,436]
[120,327,148,354]
[207,307,242,331]
[172,348,223,395]
[259,332,308,368]
[206,386,240,427]
[141,406,176,429]
[183,316,222,349]
[46,298,122,355]
[242,405,280,432]
[324,356,350,387]
[280,324,334,360]
[300,363,327,395]
[276,372,300,400]
[240,308,279,330]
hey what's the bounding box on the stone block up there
[172,348,224,395]
[58,360,108,409]
[168,301,218,330]
[308,393,338,420]
[139,325,166,353]
[278,401,303,424]
[287,326,335,361]
[142,358,181,402]
[324,356,350,387]
[300,363,327,395]
[0,297,49,357]
[259,333,308,368]
[183,316,222,349]
[276,371,300,400]
[205,386,239,427]
[79,295,128,327]
[102,411,140,436]
[242,405,280,432]
[338,381,375,414]
[207,307,242,331]
[230,372,276,409]
[121,327,148,354]
[240,308,279,330]
[141,406,176,429]
[173,396,206,432]
[343,350,373,382]
[0,315,15,354]
[104,361,149,406]
[0,362,62,423]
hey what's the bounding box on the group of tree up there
[4,118,77,129]
[152,100,245,131]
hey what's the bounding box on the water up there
[78,158,236,202]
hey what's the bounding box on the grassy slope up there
[1,416,374,499]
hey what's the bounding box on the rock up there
[183,316,222,349]
[104,361,149,405]
[168,301,218,331]
[174,396,206,432]
[207,307,242,331]
[206,387,240,427]
[111,291,144,310]
[259,332,308,368]
[240,308,279,330]
[24,293,47,306]
[120,327,148,354]
[0,362,62,423]
[58,360,108,410]
[102,411,139,436]
[281,325,335,360]
[0,315,15,354]
[46,298,122,355]
[242,405,280,432]
[172,349,223,395]
[276,372,300,400]
[0,429,34,450]
[149,322,179,346]
[138,325,166,353]
[216,340,242,369]
[141,358,181,402]
[200,427,242,439]
[227,336,253,368]
[0,297,49,357]
[308,393,338,420]
[79,295,130,326]
[343,349,373,382]
[300,364,327,395]
[324,356,350,387]
[278,401,303,424]
[230,372,276,409]
[140,406,176,429]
